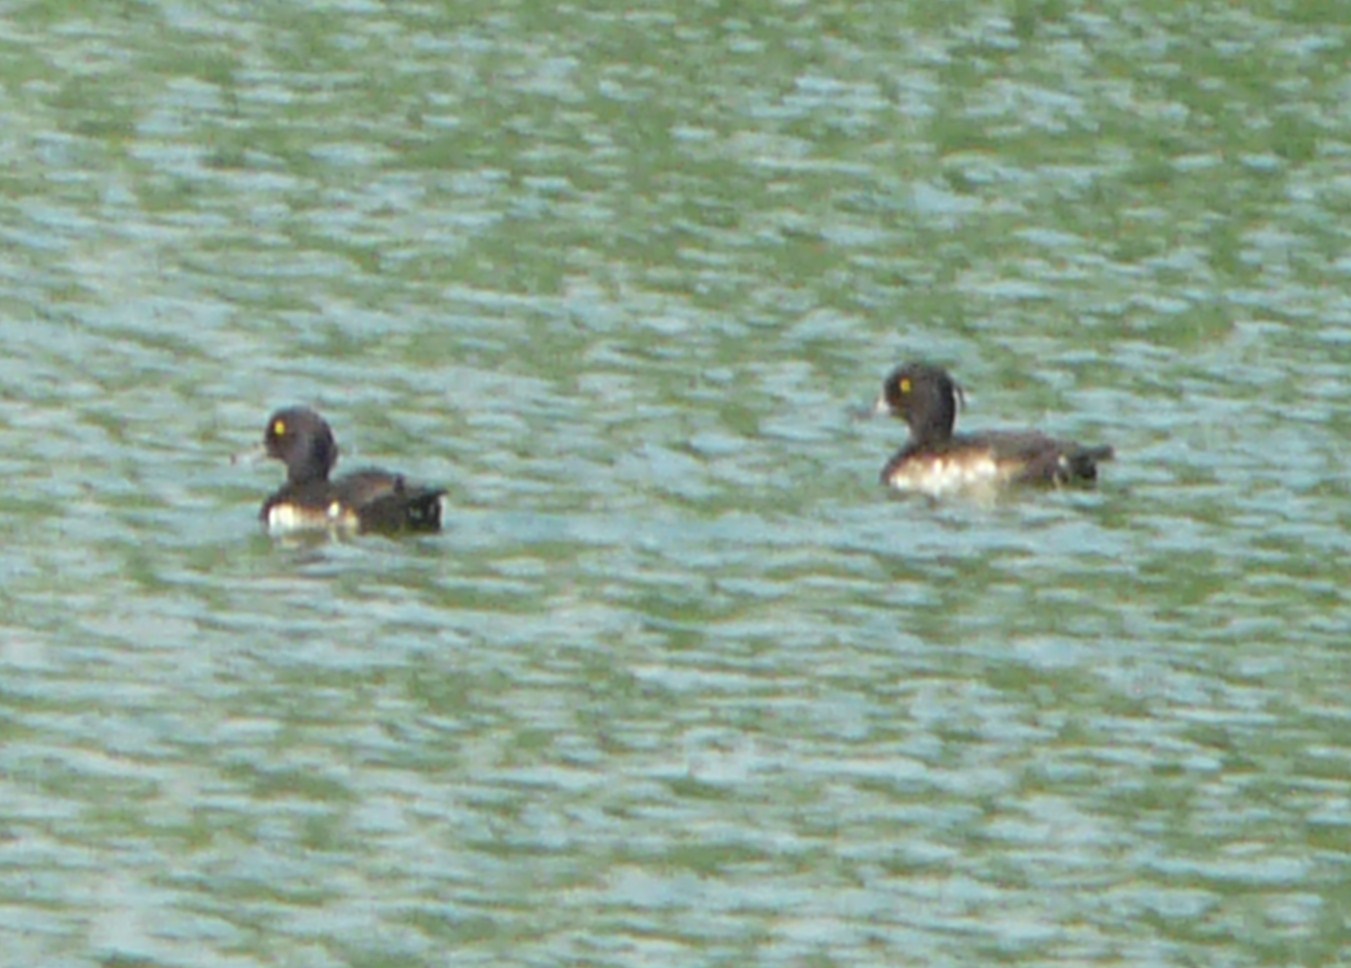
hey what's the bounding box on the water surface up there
[2,2,1350,965]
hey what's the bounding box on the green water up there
[3,1,1350,965]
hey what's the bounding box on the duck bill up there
[849,394,891,422]
[230,443,268,466]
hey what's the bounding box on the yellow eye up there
[273,419,286,436]
[899,378,911,394]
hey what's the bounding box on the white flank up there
[266,503,358,534]
[886,455,1004,499]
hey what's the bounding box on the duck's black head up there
[263,407,339,485]
[876,362,964,444]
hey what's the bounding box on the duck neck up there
[288,438,337,485]
[908,403,956,447]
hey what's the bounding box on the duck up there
[874,362,1112,497]
[246,407,445,534]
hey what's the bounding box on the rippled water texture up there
[3,1,1350,965]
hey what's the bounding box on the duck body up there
[881,430,1113,496]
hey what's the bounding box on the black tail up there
[1066,445,1113,482]
[357,483,444,533]
[403,488,445,531]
